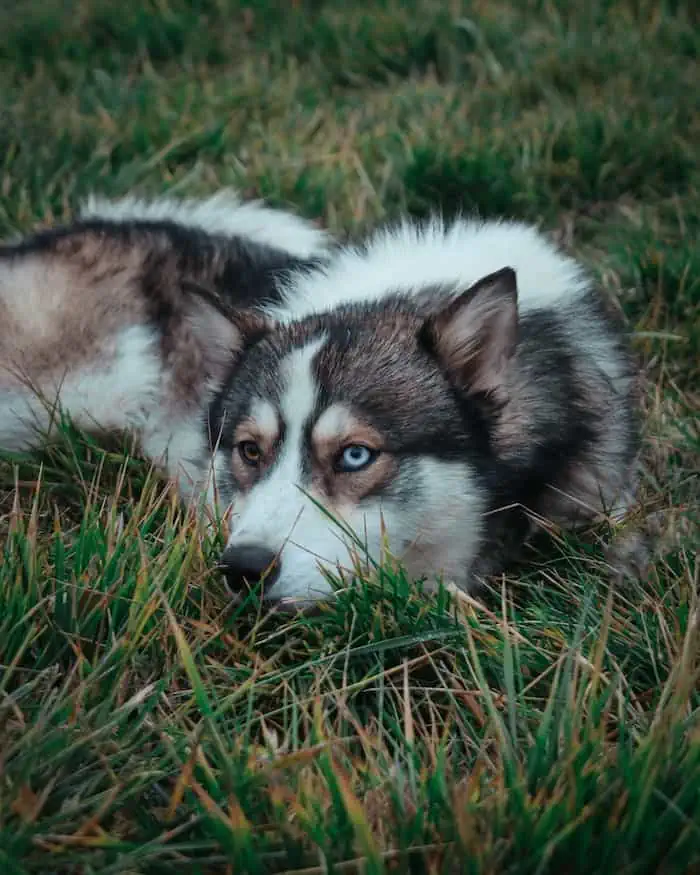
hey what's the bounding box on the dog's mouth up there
[265,596,329,616]
[221,577,333,616]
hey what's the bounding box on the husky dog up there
[0,192,331,507]
[1,197,638,607]
[212,220,639,604]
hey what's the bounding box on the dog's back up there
[0,193,330,504]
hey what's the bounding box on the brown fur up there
[0,243,146,388]
[0,229,245,415]
[230,401,396,505]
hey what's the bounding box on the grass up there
[0,0,698,871]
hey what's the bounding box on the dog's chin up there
[265,596,331,616]
[226,587,333,616]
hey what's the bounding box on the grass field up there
[1,1,698,872]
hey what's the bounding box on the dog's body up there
[0,193,330,506]
[0,195,639,606]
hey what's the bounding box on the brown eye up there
[238,440,262,466]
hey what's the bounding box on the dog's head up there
[207,267,518,606]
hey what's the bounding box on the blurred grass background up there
[0,1,698,872]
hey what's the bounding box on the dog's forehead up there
[314,328,437,411]
[239,305,418,382]
[215,300,467,447]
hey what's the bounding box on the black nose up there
[219,544,280,593]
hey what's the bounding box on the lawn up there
[0,1,698,872]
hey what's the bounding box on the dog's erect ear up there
[420,267,518,397]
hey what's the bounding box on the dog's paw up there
[605,508,695,584]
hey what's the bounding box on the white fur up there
[142,413,217,510]
[81,191,331,260]
[0,325,162,452]
[0,392,49,452]
[275,215,632,392]
[394,458,486,589]
[225,338,338,599]
[313,404,355,441]
[248,398,279,438]
[278,339,325,428]
[273,217,587,319]
[0,324,222,511]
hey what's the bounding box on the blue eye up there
[336,445,378,473]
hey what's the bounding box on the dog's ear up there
[229,308,274,349]
[181,280,274,383]
[419,267,518,397]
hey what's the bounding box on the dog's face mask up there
[207,268,518,607]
